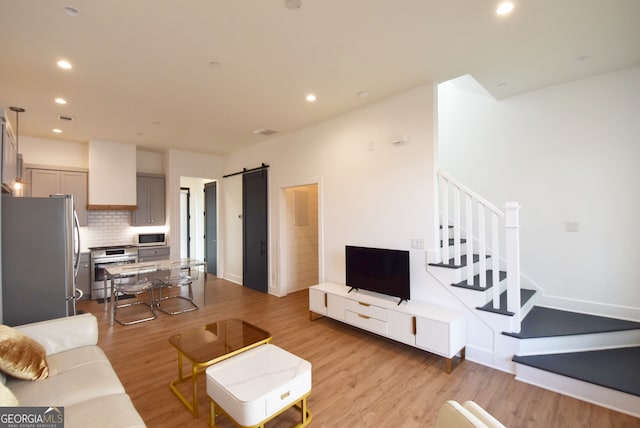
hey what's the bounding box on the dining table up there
[104,258,207,326]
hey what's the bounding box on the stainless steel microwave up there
[136,232,166,247]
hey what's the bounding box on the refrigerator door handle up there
[73,209,81,278]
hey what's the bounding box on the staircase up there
[428,171,640,418]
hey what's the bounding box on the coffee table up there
[168,318,272,416]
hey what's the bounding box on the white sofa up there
[5,313,145,428]
[436,400,506,428]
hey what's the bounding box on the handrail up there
[438,170,504,217]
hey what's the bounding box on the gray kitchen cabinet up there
[76,252,90,301]
[133,174,165,226]
[29,168,88,226]
[138,246,170,262]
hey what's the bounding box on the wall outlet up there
[564,220,580,232]
[410,238,424,250]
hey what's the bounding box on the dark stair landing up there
[451,269,506,291]
[476,288,536,316]
[513,347,640,397]
[504,306,640,339]
[428,254,489,269]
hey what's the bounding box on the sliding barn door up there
[243,169,268,293]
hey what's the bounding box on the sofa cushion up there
[45,345,111,376]
[0,381,19,406]
[0,324,49,380]
[64,393,146,428]
[15,313,98,356]
[7,360,124,407]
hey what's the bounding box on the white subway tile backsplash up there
[79,211,137,251]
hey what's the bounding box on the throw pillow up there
[0,325,49,380]
[0,381,19,406]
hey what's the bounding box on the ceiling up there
[1,0,639,156]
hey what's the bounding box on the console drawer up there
[346,311,387,335]
[345,300,387,321]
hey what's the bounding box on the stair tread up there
[440,238,467,247]
[476,288,536,316]
[428,254,489,269]
[504,306,640,339]
[513,347,640,397]
[451,270,506,291]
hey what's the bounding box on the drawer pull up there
[358,302,370,307]
[358,314,370,319]
[281,391,290,400]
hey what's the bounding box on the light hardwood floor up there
[77,277,640,428]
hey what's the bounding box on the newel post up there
[504,202,521,333]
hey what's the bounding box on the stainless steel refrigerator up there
[2,194,81,326]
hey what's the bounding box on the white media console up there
[309,282,466,373]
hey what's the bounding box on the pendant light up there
[9,106,25,185]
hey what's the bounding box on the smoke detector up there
[253,128,278,136]
[285,0,301,10]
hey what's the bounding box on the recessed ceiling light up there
[209,61,221,69]
[57,59,72,70]
[306,94,316,102]
[54,97,67,105]
[497,83,508,88]
[63,6,80,17]
[357,91,369,98]
[496,1,514,15]
[52,129,63,134]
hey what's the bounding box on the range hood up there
[88,139,137,210]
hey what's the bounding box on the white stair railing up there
[437,171,522,332]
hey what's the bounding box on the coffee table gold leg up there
[209,399,217,428]
[192,365,199,417]
[177,351,184,380]
[300,397,307,425]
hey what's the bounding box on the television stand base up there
[308,283,466,373]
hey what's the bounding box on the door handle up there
[260,240,266,256]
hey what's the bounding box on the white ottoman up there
[205,344,312,428]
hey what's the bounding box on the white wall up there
[21,136,88,169]
[165,149,223,266]
[438,66,640,318]
[222,175,243,284]
[221,83,451,304]
[137,150,164,174]
[179,176,214,260]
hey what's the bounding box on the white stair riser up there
[427,260,488,284]
[514,364,640,419]
[448,278,508,308]
[516,330,640,356]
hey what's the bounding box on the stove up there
[89,245,138,300]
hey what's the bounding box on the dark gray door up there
[243,169,268,293]
[204,181,217,275]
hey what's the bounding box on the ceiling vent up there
[253,128,278,136]
[57,114,74,122]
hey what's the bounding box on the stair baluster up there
[437,171,522,332]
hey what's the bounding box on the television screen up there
[345,245,410,303]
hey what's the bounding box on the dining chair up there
[113,265,157,325]
[155,260,200,315]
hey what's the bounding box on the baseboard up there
[465,345,515,374]
[514,364,640,419]
[537,295,640,322]
[223,273,242,285]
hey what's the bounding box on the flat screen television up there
[345,245,410,304]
